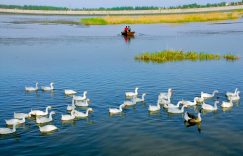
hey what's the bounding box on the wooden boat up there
[121,31,135,36]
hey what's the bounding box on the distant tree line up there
[82,6,159,10]
[0,5,159,10]
[0,1,243,11]
[0,4,69,10]
[168,1,243,9]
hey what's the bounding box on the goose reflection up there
[108,112,125,117]
[148,111,161,116]
[184,122,202,133]
[222,107,233,112]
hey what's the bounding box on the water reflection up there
[222,107,233,112]
[184,121,202,133]
[0,133,20,140]
[61,120,76,125]
[108,112,125,117]
[201,109,218,115]
[42,90,55,96]
[40,129,58,136]
[123,35,134,43]
[148,111,161,116]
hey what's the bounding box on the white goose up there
[163,101,183,109]
[74,108,93,118]
[201,90,218,99]
[41,82,54,91]
[195,97,204,103]
[25,82,38,92]
[61,110,75,121]
[202,101,219,111]
[36,111,55,124]
[221,100,233,108]
[0,123,17,135]
[67,99,76,111]
[64,89,77,95]
[136,93,146,102]
[73,91,87,101]
[39,125,58,133]
[159,88,173,100]
[75,99,89,107]
[226,88,238,97]
[125,87,138,97]
[109,104,125,114]
[14,112,30,119]
[123,96,136,107]
[158,96,171,105]
[5,117,25,126]
[168,105,187,114]
[148,100,160,112]
[182,97,199,106]
[30,106,52,116]
[228,91,240,101]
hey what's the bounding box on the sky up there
[0,0,240,8]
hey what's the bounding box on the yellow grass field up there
[81,12,241,25]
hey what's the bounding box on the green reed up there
[135,50,239,63]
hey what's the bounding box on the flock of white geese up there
[0,82,240,135]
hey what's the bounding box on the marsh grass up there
[223,54,240,61]
[80,18,107,25]
[80,12,240,25]
[134,50,239,63]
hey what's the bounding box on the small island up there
[134,50,239,63]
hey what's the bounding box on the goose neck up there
[71,110,75,116]
[212,90,218,96]
[142,94,146,99]
[83,92,87,98]
[181,105,185,111]
[168,98,171,103]
[198,113,201,121]
[72,99,75,106]
[119,104,124,111]
[45,107,49,114]
[135,88,138,94]
[85,109,90,116]
[235,88,238,94]
[176,101,181,107]
[49,113,53,120]
[12,124,16,132]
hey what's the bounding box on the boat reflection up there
[123,35,134,43]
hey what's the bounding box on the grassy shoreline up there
[135,50,239,63]
[80,12,241,25]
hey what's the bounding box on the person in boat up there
[124,26,128,33]
[128,26,131,32]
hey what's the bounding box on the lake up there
[0,14,243,156]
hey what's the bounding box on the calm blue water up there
[0,14,243,156]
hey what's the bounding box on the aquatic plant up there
[80,18,107,25]
[223,54,240,60]
[134,50,239,63]
[80,12,240,25]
